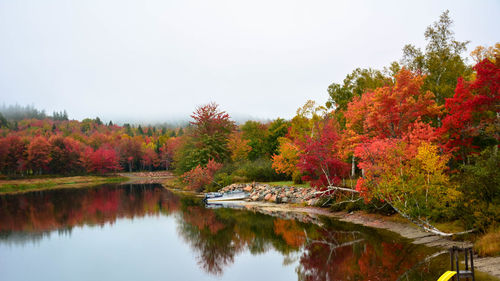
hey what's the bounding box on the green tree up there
[401,10,472,105]
[265,118,290,156]
[177,127,184,136]
[123,123,133,136]
[241,120,268,160]
[0,112,8,128]
[175,103,234,174]
[326,68,390,112]
[455,146,500,230]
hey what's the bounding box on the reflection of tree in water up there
[0,184,180,244]
[176,203,304,276]
[177,205,239,275]
[273,218,306,248]
[295,219,437,281]
[177,206,441,280]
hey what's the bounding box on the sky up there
[0,0,498,123]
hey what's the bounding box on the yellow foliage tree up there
[271,137,300,179]
[227,131,252,162]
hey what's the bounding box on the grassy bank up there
[265,181,311,188]
[0,175,128,194]
[476,228,500,257]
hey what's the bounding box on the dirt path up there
[230,201,500,278]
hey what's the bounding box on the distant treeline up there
[0,113,188,176]
[0,104,69,122]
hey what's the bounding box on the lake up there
[0,184,493,280]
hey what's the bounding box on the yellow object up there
[437,271,457,281]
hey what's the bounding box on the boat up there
[205,200,247,209]
[203,190,249,203]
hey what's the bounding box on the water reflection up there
[0,184,449,280]
[177,202,440,280]
[0,184,180,245]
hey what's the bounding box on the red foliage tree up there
[0,136,27,174]
[82,146,121,174]
[49,136,84,174]
[439,59,500,161]
[160,137,182,170]
[27,136,52,174]
[118,136,143,172]
[141,145,160,171]
[296,118,348,187]
[190,102,234,137]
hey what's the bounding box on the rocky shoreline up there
[216,182,500,278]
[219,182,321,205]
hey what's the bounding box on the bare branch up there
[396,250,448,281]
[314,186,360,195]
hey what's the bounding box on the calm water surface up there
[0,184,493,280]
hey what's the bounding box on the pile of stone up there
[218,183,320,205]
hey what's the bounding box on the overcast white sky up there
[0,0,498,123]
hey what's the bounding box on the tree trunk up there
[351,155,355,178]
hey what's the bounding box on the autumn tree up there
[118,135,143,172]
[181,159,223,191]
[470,43,500,65]
[355,134,461,235]
[176,103,234,173]
[49,136,84,174]
[272,138,301,182]
[296,118,348,188]
[342,68,469,235]
[288,100,327,142]
[438,59,500,231]
[227,131,252,162]
[82,146,121,174]
[141,142,160,170]
[27,136,52,174]
[438,59,500,163]
[0,136,26,175]
[344,68,441,143]
[160,137,182,170]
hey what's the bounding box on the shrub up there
[454,146,500,231]
[208,172,233,192]
[181,159,223,191]
[235,158,288,182]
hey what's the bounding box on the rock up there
[264,193,272,201]
[270,195,277,202]
[281,197,288,203]
[307,199,318,206]
[243,185,252,192]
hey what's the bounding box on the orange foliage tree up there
[227,131,252,162]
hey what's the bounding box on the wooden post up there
[470,248,475,281]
